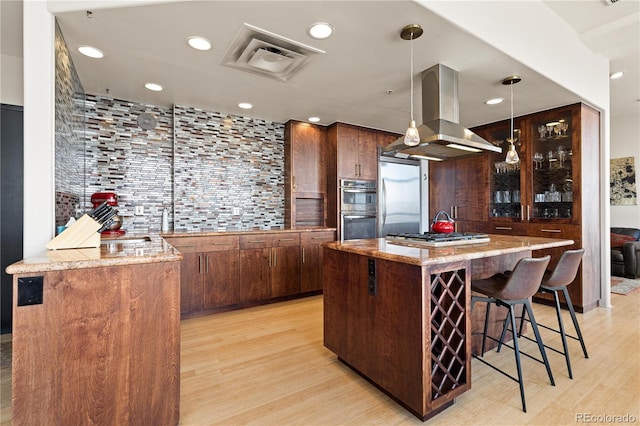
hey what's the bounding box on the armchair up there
[611,227,640,279]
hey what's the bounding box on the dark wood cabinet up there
[326,122,400,235]
[429,156,489,231]
[467,103,601,311]
[239,233,301,302]
[330,124,380,181]
[300,230,336,292]
[284,120,327,228]
[164,235,240,316]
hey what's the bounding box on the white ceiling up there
[2,0,639,135]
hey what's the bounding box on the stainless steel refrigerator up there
[378,157,428,236]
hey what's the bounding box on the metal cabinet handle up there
[358,164,362,177]
[198,255,203,274]
[495,227,513,230]
[302,247,306,264]
[293,176,296,191]
[273,249,277,267]
[541,229,562,233]
[268,250,271,267]
[527,205,530,221]
[248,240,265,243]
[279,238,295,242]
[205,255,209,273]
[212,242,231,246]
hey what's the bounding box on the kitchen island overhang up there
[322,234,574,421]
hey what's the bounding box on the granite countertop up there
[323,234,575,267]
[6,234,182,274]
[162,227,336,238]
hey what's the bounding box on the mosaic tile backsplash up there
[54,22,86,226]
[173,106,285,232]
[80,98,285,233]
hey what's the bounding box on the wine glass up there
[538,125,546,139]
[560,122,569,135]
[494,162,501,174]
[534,152,543,169]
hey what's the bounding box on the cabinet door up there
[203,250,240,309]
[429,156,488,223]
[270,245,301,297]
[239,248,271,303]
[475,119,526,222]
[179,252,203,314]
[336,125,360,179]
[527,107,575,222]
[291,123,325,194]
[453,156,488,222]
[357,129,379,181]
[301,231,336,292]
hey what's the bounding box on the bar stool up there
[504,248,588,379]
[471,255,554,413]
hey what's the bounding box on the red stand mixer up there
[91,192,125,235]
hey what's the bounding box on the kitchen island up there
[6,235,182,426]
[322,234,573,421]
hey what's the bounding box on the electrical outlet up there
[135,206,144,216]
[233,207,240,215]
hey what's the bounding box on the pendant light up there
[502,75,521,164]
[401,24,423,147]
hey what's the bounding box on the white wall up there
[610,112,640,228]
[1,54,24,106]
[23,2,56,257]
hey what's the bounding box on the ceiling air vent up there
[221,23,325,82]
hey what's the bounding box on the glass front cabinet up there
[470,103,601,312]
[476,104,580,226]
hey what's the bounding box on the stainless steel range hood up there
[382,63,502,160]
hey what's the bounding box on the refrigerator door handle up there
[381,179,387,229]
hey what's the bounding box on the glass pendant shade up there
[505,141,520,164]
[502,75,521,164]
[404,120,420,146]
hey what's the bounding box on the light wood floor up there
[2,291,639,425]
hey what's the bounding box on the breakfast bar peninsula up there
[322,234,574,421]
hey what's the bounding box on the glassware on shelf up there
[546,124,555,138]
[557,145,566,168]
[548,150,556,168]
[534,152,544,169]
[560,121,569,135]
[538,125,546,139]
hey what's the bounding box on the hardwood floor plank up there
[2,291,639,425]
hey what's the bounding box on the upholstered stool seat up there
[471,255,553,413]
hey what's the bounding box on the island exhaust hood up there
[382,63,502,160]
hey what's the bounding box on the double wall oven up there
[340,179,377,241]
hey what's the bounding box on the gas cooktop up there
[385,232,490,247]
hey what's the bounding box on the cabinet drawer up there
[527,224,580,240]
[300,231,336,245]
[165,235,239,253]
[199,236,239,252]
[487,222,528,236]
[272,233,300,247]
[240,234,274,249]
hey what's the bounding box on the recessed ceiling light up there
[610,71,624,79]
[308,117,320,123]
[485,98,504,105]
[308,22,334,39]
[78,45,104,59]
[187,36,212,51]
[238,102,253,109]
[144,82,163,92]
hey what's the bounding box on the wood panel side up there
[11,262,180,426]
